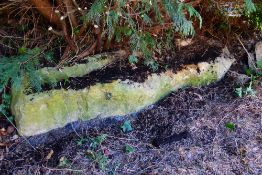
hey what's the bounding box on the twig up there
[235,34,257,69]
[64,0,78,36]
[42,166,86,172]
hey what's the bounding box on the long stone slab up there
[11,48,235,136]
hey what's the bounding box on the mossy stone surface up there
[11,51,235,136]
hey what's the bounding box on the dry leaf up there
[45,149,54,160]
[0,128,7,136]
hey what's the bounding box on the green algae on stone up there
[39,50,127,83]
[11,49,235,136]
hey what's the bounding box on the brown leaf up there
[45,149,54,160]
[0,128,7,136]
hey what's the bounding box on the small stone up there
[10,135,19,141]
[255,41,262,61]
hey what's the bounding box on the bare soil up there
[1,75,262,175]
[0,36,262,175]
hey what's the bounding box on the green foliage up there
[90,134,107,149]
[235,75,256,97]
[244,0,256,14]
[0,47,57,119]
[0,47,42,93]
[86,134,109,171]
[0,93,14,122]
[128,55,138,64]
[163,0,202,35]
[245,1,262,30]
[0,47,43,118]
[235,87,244,97]
[225,122,235,131]
[86,150,108,170]
[121,120,133,133]
[83,0,202,70]
[84,0,107,23]
[123,144,135,154]
[76,137,87,146]
[58,156,70,167]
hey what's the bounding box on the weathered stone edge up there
[12,49,235,136]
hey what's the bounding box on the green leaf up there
[124,145,135,154]
[235,87,243,97]
[128,55,138,64]
[44,51,55,63]
[18,47,27,55]
[225,122,235,131]
[144,59,159,71]
[121,120,133,133]
[76,137,87,146]
[244,0,256,14]
[86,150,108,171]
[245,85,256,96]
[125,29,133,37]
[96,151,108,170]
[244,67,252,76]
[90,134,107,149]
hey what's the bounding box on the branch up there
[31,0,62,28]
[64,0,78,29]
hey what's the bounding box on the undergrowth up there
[83,0,203,69]
[246,1,262,30]
[0,47,54,118]
[235,60,262,97]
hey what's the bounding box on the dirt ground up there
[0,72,261,174]
[0,1,262,173]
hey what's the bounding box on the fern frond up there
[0,48,42,93]
[244,0,256,14]
[85,0,107,23]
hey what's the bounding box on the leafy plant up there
[121,120,133,133]
[86,150,108,170]
[85,134,109,171]
[244,0,256,14]
[123,144,135,154]
[235,87,244,97]
[245,1,262,30]
[76,137,87,146]
[0,47,42,93]
[90,134,107,149]
[83,0,203,70]
[0,47,46,119]
[235,77,256,97]
[257,60,262,69]
[225,122,236,131]
[58,156,70,167]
